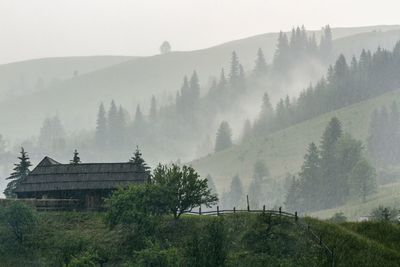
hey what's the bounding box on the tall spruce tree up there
[149,95,157,122]
[350,159,376,202]
[95,102,107,147]
[130,146,150,172]
[107,100,119,147]
[214,121,233,152]
[254,48,268,75]
[298,142,321,211]
[319,117,342,208]
[4,147,32,198]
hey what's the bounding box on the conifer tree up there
[4,147,32,198]
[320,24,333,60]
[273,31,290,72]
[254,48,268,75]
[241,119,252,141]
[107,100,119,147]
[206,174,218,197]
[298,142,321,210]
[95,102,107,147]
[189,71,200,101]
[227,175,243,207]
[130,146,150,172]
[229,51,241,90]
[149,95,157,122]
[214,121,233,152]
[284,176,300,212]
[70,149,81,164]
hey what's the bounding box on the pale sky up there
[0,0,399,64]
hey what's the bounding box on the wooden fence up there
[183,205,335,267]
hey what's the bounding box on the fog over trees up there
[1,23,400,217]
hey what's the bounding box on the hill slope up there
[2,26,400,140]
[0,56,134,99]
[192,90,400,191]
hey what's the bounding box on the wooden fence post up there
[295,211,298,221]
[247,195,250,211]
[199,206,202,215]
[263,205,265,213]
[217,206,220,216]
[233,206,236,213]
[279,206,282,214]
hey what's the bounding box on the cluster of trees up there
[220,161,285,209]
[252,41,400,139]
[285,118,377,212]
[273,25,333,73]
[368,102,400,165]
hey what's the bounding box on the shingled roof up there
[14,156,149,193]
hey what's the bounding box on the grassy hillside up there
[0,56,134,99]
[1,207,400,266]
[192,90,400,192]
[2,26,400,140]
[310,181,400,220]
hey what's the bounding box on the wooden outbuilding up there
[13,156,149,209]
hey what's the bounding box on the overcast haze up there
[0,0,399,64]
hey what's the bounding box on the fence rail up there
[183,206,335,267]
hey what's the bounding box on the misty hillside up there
[1,25,400,140]
[191,89,400,191]
[0,56,134,99]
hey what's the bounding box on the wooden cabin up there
[13,156,149,209]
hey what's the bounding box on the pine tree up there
[228,175,243,207]
[107,100,119,147]
[189,71,200,101]
[320,24,333,61]
[241,119,252,141]
[4,147,32,198]
[149,95,157,122]
[319,117,342,208]
[254,48,268,75]
[70,149,81,164]
[95,102,107,147]
[129,146,150,172]
[214,121,233,152]
[298,142,321,211]
[229,51,241,89]
[284,176,300,212]
[273,31,290,72]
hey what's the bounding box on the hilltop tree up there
[4,147,32,198]
[160,41,171,54]
[38,115,66,152]
[273,31,290,72]
[107,100,119,147]
[95,102,107,147]
[130,146,150,172]
[320,25,333,60]
[254,48,268,75]
[223,175,244,208]
[214,121,233,152]
[70,149,81,164]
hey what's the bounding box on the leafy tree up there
[151,164,218,218]
[70,149,81,164]
[4,147,32,198]
[0,201,38,245]
[160,41,171,54]
[214,121,233,152]
[329,212,347,223]
[129,147,150,172]
[350,159,377,202]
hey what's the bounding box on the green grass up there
[192,90,400,192]
[2,210,400,266]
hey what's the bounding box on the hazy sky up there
[0,0,399,64]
